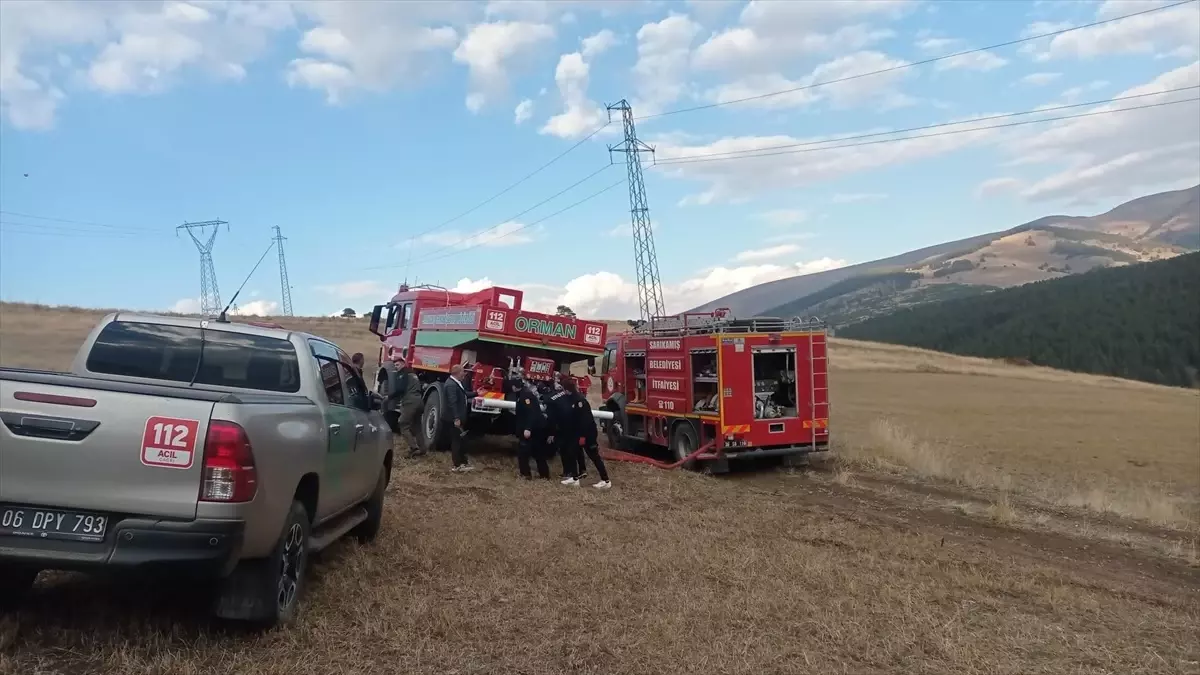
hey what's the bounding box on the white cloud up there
[483,0,651,23]
[539,31,615,139]
[734,244,802,262]
[232,300,279,316]
[1020,72,1061,86]
[417,221,536,249]
[450,277,494,293]
[0,0,293,129]
[1006,61,1200,205]
[1020,1,1199,62]
[693,1,906,75]
[757,209,808,227]
[632,14,702,117]
[581,29,618,59]
[974,177,1023,198]
[654,112,1003,203]
[606,220,660,237]
[552,257,850,318]
[915,35,1008,72]
[831,192,887,203]
[284,2,464,104]
[702,50,915,112]
[169,297,278,316]
[935,50,1007,72]
[514,97,534,123]
[915,36,958,53]
[170,297,202,314]
[453,20,555,113]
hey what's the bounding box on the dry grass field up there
[1,301,1198,675]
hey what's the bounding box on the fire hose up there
[472,397,711,470]
[598,441,715,470]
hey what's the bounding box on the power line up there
[381,179,625,271]
[0,210,162,232]
[420,164,613,259]
[399,121,611,251]
[655,87,1200,164]
[0,220,169,238]
[653,97,1200,167]
[636,0,1198,120]
[366,164,615,271]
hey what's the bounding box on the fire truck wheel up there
[604,404,628,451]
[419,389,445,454]
[670,422,699,471]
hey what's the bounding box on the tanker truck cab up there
[599,310,830,472]
[367,284,607,454]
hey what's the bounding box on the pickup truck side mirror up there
[369,305,384,337]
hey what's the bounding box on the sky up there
[0,0,1197,320]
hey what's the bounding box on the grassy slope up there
[840,252,1200,387]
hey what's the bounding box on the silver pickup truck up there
[0,313,393,627]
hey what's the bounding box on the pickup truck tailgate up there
[1,372,218,520]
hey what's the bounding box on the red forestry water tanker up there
[367,284,606,453]
[597,309,830,472]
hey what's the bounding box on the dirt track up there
[737,467,1200,602]
[4,445,1198,675]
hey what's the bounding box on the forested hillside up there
[839,252,1200,387]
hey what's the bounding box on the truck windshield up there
[85,321,302,393]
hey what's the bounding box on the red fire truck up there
[367,284,606,453]
[598,310,829,472]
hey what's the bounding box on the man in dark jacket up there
[544,374,580,485]
[562,377,611,489]
[442,364,474,473]
[513,378,551,479]
[391,356,424,458]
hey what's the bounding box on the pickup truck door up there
[309,341,367,518]
[334,359,383,503]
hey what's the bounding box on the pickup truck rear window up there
[85,321,302,393]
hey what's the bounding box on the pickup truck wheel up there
[213,501,310,628]
[0,564,38,608]
[352,467,387,544]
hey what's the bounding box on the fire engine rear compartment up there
[751,347,798,420]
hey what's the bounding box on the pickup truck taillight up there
[200,420,258,503]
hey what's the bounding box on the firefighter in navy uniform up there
[513,376,551,480]
[562,376,611,489]
[544,373,581,486]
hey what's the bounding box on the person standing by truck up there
[562,377,611,489]
[443,364,474,473]
[545,374,582,485]
[389,356,425,458]
[513,378,551,480]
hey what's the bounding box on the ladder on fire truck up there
[806,322,828,454]
[643,312,826,337]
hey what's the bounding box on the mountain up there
[692,185,1200,318]
[837,252,1200,388]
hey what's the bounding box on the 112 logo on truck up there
[140,416,200,469]
[485,309,506,331]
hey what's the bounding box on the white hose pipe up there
[472,396,615,420]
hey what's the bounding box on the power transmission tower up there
[606,99,666,321]
[272,225,294,316]
[177,219,228,316]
